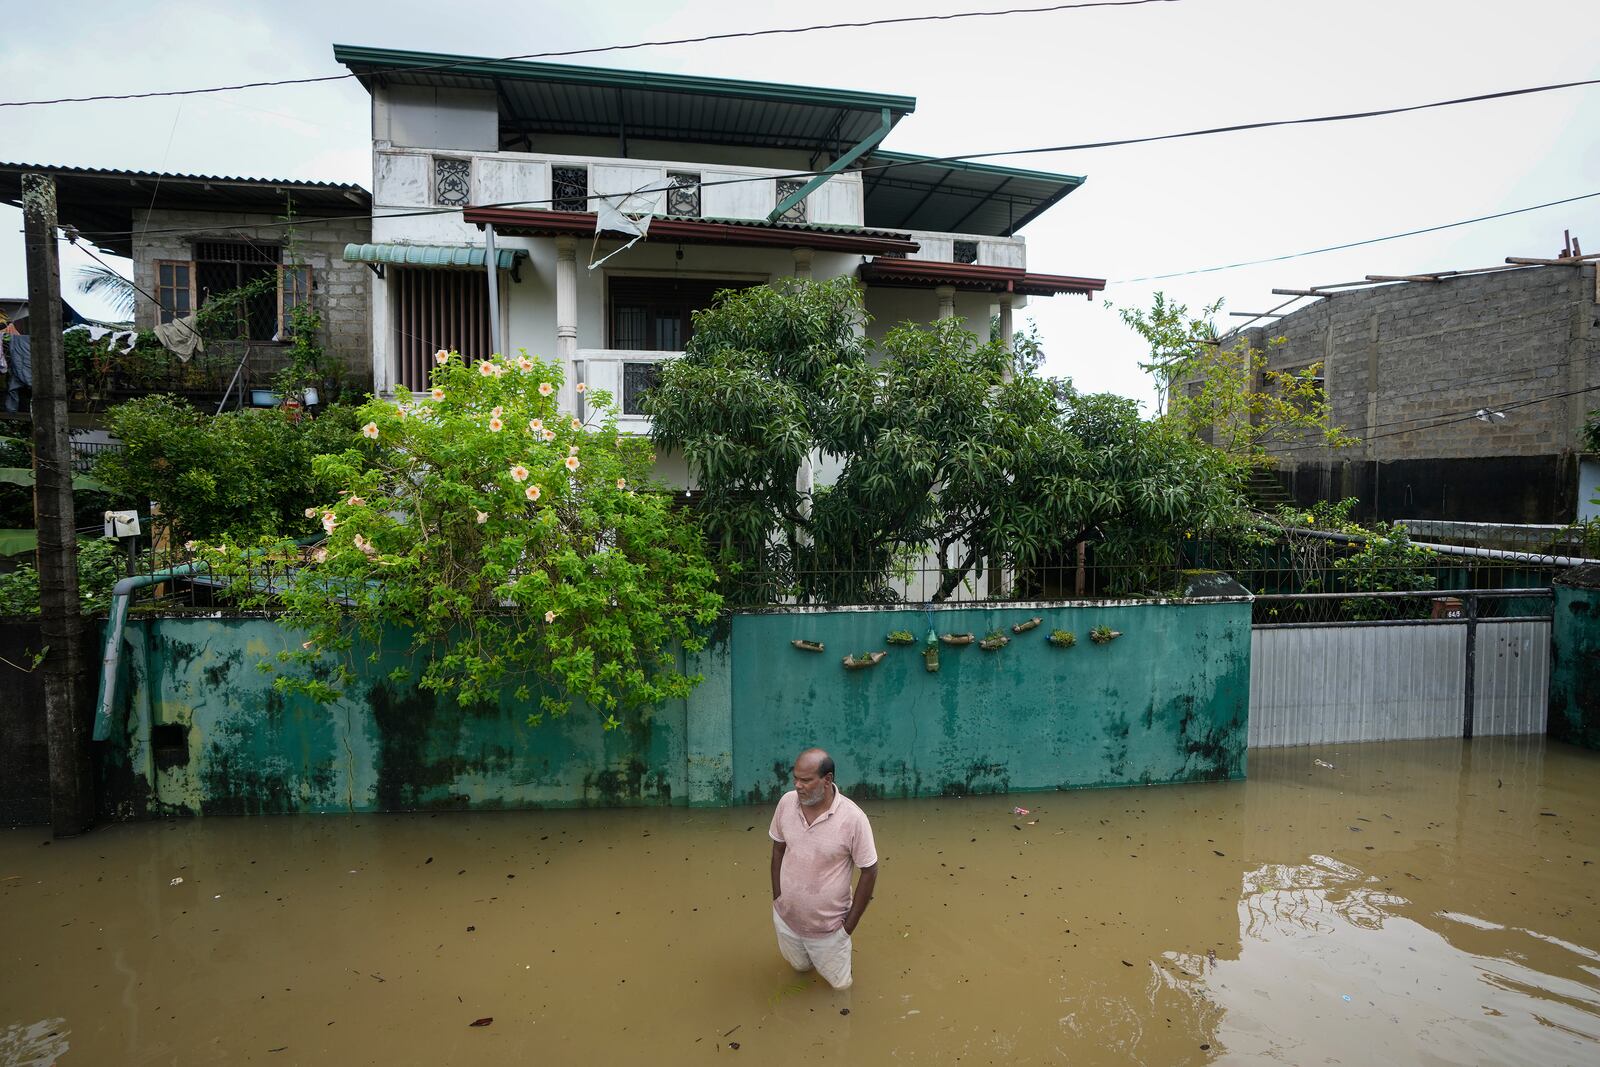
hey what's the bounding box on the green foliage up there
[648,279,1245,603]
[1048,629,1076,648]
[1583,408,1600,453]
[1273,497,1363,534]
[94,395,357,544]
[203,350,722,728]
[1115,292,1354,463]
[0,537,124,616]
[1333,523,1439,620]
[273,299,345,402]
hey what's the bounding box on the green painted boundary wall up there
[98,598,1251,817]
[1550,567,1600,750]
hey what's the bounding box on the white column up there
[936,284,956,321]
[792,247,814,280]
[998,292,1015,346]
[555,235,577,363]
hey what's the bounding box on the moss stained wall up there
[1550,569,1600,750]
[102,598,1251,816]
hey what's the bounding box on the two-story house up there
[334,45,1104,448]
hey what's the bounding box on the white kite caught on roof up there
[588,185,659,270]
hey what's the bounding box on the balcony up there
[572,349,679,433]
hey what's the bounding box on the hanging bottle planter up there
[842,651,887,670]
[791,639,825,653]
[1089,625,1123,645]
[940,633,975,646]
[886,630,917,646]
[979,630,1010,652]
[1048,629,1077,648]
[1011,616,1043,634]
[923,627,940,672]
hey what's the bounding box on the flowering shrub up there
[205,350,722,728]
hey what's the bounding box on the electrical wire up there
[1112,190,1600,284]
[0,0,1183,108]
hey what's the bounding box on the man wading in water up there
[768,748,878,990]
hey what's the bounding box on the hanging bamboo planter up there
[979,630,1010,652]
[791,639,825,653]
[940,632,975,646]
[842,651,887,670]
[1011,617,1043,634]
[1089,625,1123,645]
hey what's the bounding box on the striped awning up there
[341,242,527,271]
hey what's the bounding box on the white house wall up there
[374,86,498,152]
[863,287,994,344]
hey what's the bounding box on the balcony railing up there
[572,349,680,430]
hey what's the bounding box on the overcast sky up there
[2,0,1596,409]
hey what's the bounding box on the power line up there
[0,0,1182,108]
[1111,190,1600,284]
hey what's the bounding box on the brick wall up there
[132,208,372,390]
[1225,263,1598,465]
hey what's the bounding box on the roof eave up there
[463,207,920,255]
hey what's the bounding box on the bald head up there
[792,748,836,807]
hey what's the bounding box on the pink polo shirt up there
[769,788,878,938]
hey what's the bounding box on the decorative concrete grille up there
[552,166,589,212]
[953,240,978,265]
[434,158,471,207]
[666,172,701,217]
[775,179,807,223]
[623,362,662,415]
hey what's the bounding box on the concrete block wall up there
[1225,264,1598,465]
[132,208,373,390]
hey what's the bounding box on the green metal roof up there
[342,242,526,271]
[861,151,1086,237]
[333,44,915,154]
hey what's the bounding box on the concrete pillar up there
[998,292,1015,345]
[936,284,956,321]
[555,235,578,363]
[792,247,813,280]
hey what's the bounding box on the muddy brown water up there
[2,737,1597,1065]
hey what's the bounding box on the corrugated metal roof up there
[463,206,920,255]
[342,243,526,270]
[334,45,914,154]
[862,151,1085,236]
[0,163,369,257]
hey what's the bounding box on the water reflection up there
[1,737,1596,1065]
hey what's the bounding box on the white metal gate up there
[1247,591,1551,748]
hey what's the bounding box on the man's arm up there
[842,863,877,935]
[770,840,786,900]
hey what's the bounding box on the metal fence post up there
[1463,592,1478,739]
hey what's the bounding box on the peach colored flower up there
[568,445,579,456]
[541,429,556,442]
[321,511,337,534]
[347,495,365,507]
[304,506,318,518]
[544,610,557,623]
[311,547,328,564]
[564,456,580,472]
[395,406,408,419]
[491,405,503,418]
[529,418,544,433]
[433,349,450,365]
[525,483,542,502]
[361,422,379,439]
[353,534,375,556]
[488,417,504,433]
[616,478,627,490]
[516,356,533,373]
[570,418,582,431]
[430,387,446,402]
[538,382,554,396]
[509,464,530,483]
[575,382,587,394]
[478,361,496,378]
[475,510,488,525]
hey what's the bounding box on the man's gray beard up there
[798,789,826,807]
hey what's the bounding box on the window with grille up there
[155,261,192,324]
[622,362,662,415]
[775,179,807,223]
[608,276,758,352]
[953,240,978,265]
[434,157,471,207]
[193,241,282,341]
[552,165,589,212]
[666,172,701,218]
[391,268,493,391]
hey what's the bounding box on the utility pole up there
[23,172,94,835]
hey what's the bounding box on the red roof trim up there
[462,207,921,255]
[858,258,1104,297]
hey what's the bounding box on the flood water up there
[3,737,1598,1065]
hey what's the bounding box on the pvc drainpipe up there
[92,562,208,742]
[1278,525,1597,568]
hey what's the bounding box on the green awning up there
[341,243,527,271]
